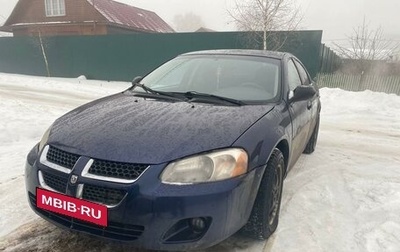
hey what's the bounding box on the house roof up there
[0,0,174,33]
[87,0,174,33]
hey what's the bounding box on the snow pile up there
[269,88,400,252]
[0,73,130,237]
[321,88,400,134]
[0,32,12,37]
[0,73,399,252]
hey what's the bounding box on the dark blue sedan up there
[25,50,321,251]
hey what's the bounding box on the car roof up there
[181,49,289,60]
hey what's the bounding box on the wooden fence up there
[316,73,400,95]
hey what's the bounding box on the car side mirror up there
[132,76,143,86]
[290,85,316,102]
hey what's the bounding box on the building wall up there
[12,24,108,36]
[5,0,110,36]
[12,25,140,37]
[6,0,106,25]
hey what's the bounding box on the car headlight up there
[38,125,52,152]
[160,148,248,185]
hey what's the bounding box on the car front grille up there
[82,184,127,206]
[46,146,80,170]
[42,171,68,193]
[39,171,126,207]
[44,145,149,182]
[88,159,148,181]
[29,193,144,241]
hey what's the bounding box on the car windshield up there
[140,54,281,103]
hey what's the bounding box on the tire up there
[303,113,320,154]
[241,149,285,240]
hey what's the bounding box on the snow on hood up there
[49,93,273,164]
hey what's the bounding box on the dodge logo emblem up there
[70,175,78,184]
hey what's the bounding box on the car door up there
[287,59,313,168]
[293,59,319,137]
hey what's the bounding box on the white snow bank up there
[0,73,130,237]
[0,73,399,252]
[0,32,12,37]
[268,88,400,252]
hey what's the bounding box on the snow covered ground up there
[0,73,399,252]
[0,32,12,37]
[0,74,130,238]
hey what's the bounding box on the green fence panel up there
[319,44,341,74]
[0,31,323,81]
[317,73,400,95]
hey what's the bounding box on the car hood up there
[48,93,274,164]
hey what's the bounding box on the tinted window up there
[294,60,311,85]
[287,60,302,91]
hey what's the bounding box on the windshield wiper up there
[130,83,189,102]
[181,91,245,106]
[131,82,165,96]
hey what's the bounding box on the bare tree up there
[173,12,206,32]
[229,0,302,50]
[334,18,399,62]
[334,18,399,75]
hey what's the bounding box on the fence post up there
[358,72,365,90]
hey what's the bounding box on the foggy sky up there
[0,0,399,47]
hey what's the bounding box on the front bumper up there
[25,145,265,251]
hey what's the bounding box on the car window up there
[294,60,311,85]
[142,58,196,89]
[287,59,302,91]
[141,55,281,103]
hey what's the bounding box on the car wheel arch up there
[261,139,289,178]
[275,139,289,177]
[252,138,289,189]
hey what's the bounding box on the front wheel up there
[241,148,285,240]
